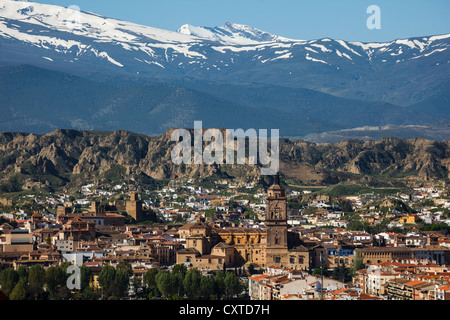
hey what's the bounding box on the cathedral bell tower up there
[265,174,288,264]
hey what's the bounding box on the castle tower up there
[91,201,106,216]
[265,174,288,265]
[126,192,144,222]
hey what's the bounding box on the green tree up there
[98,265,116,298]
[171,263,186,298]
[332,262,352,283]
[224,272,241,299]
[347,219,367,232]
[143,268,160,299]
[45,266,66,298]
[115,270,130,299]
[17,266,28,282]
[155,271,177,299]
[339,200,354,213]
[55,285,72,300]
[214,271,226,299]
[114,261,133,298]
[116,261,133,276]
[28,265,45,300]
[10,282,27,300]
[176,196,185,204]
[350,252,366,277]
[173,272,185,299]
[80,265,93,291]
[247,263,256,275]
[0,268,19,297]
[200,275,216,300]
[183,268,202,299]
[312,267,326,276]
[80,286,100,300]
[172,263,187,276]
[143,268,158,287]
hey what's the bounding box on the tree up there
[224,272,241,299]
[115,261,133,298]
[176,196,185,204]
[28,265,45,300]
[214,271,226,299]
[332,262,352,283]
[170,264,186,298]
[339,200,354,213]
[115,270,131,299]
[183,268,202,299]
[143,268,158,287]
[347,219,366,231]
[143,268,160,299]
[44,266,66,298]
[98,265,116,298]
[155,271,177,299]
[247,263,256,275]
[80,286,100,300]
[116,261,132,276]
[0,268,19,297]
[312,267,325,276]
[172,263,187,276]
[10,282,27,300]
[350,252,366,277]
[80,265,93,291]
[55,285,72,300]
[199,275,216,300]
[17,266,28,283]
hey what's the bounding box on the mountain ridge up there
[0,0,448,107]
[0,0,448,141]
[0,129,447,193]
[1,64,445,139]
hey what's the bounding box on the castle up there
[176,175,309,270]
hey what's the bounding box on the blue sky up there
[36,0,450,42]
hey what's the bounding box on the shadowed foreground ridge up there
[0,129,448,192]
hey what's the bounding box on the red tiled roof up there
[404,280,425,287]
[437,285,450,292]
[249,274,270,281]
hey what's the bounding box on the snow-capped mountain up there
[177,22,297,45]
[0,0,449,107]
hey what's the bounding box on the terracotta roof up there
[437,285,450,291]
[404,280,426,287]
[249,274,270,281]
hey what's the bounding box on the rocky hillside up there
[0,130,448,193]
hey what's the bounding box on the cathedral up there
[177,175,309,270]
[265,175,309,269]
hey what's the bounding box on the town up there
[0,175,449,301]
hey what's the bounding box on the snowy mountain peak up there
[0,0,448,93]
[177,22,296,45]
[0,0,199,44]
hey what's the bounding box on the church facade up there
[177,175,309,270]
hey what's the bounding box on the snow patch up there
[305,53,328,64]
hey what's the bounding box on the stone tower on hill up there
[126,192,144,222]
